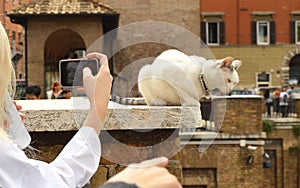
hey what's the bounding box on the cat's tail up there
[111,95,146,105]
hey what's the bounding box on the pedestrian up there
[47,81,62,99]
[279,88,289,117]
[250,85,259,95]
[57,89,72,99]
[264,89,273,117]
[273,88,281,116]
[25,85,41,100]
[242,87,252,95]
[287,85,295,115]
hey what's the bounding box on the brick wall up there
[267,128,300,188]
[211,96,263,133]
[179,144,264,188]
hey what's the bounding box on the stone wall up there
[19,99,192,187]
[19,96,265,187]
[18,96,300,187]
[266,124,300,188]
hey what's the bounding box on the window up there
[251,12,275,45]
[289,54,300,84]
[256,72,271,87]
[296,21,300,44]
[201,12,225,45]
[206,22,219,45]
[257,21,269,45]
[290,12,300,44]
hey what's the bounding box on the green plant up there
[263,120,274,133]
[292,124,300,138]
[288,145,300,155]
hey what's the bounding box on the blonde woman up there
[0,23,181,188]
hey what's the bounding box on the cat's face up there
[220,64,240,94]
[202,57,242,95]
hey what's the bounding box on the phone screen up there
[59,58,99,87]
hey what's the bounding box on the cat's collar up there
[198,73,211,99]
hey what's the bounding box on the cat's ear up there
[220,57,242,70]
[220,57,234,68]
[231,60,242,70]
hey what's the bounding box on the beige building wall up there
[100,0,200,36]
[209,45,300,90]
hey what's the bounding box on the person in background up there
[279,87,289,117]
[57,89,72,99]
[250,85,259,95]
[263,89,273,117]
[273,87,281,116]
[0,23,181,188]
[242,87,252,95]
[25,85,41,100]
[47,81,62,99]
[287,85,295,115]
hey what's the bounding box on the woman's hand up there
[14,101,27,125]
[107,157,182,188]
[83,53,113,134]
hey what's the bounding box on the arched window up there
[289,54,300,85]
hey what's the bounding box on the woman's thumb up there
[83,67,92,79]
[129,157,169,168]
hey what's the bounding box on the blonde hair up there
[0,23,15,140]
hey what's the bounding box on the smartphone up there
[59,58,100,87]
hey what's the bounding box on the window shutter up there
[251,21,257,44]
[290,21,295,44]
[219,21,225,44]
[270,21,276,44]
[201,22,207,44]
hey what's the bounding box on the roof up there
[9,0,116,16]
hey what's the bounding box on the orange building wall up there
[200,0,300,44]
[0,0,31,79]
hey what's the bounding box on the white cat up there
[136,49,242,106]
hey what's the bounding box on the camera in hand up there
[59,58,100,87]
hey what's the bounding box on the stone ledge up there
[16,98,201,132]
[180,132,266,140]
[182,140,265,146]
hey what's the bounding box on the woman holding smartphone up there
[0,22,181,188]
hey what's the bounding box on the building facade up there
[0,0,30,80]
[5,0,300,187]
[200,0,300,89]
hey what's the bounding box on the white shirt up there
[0,127,101,188]
[279,91,288,106]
